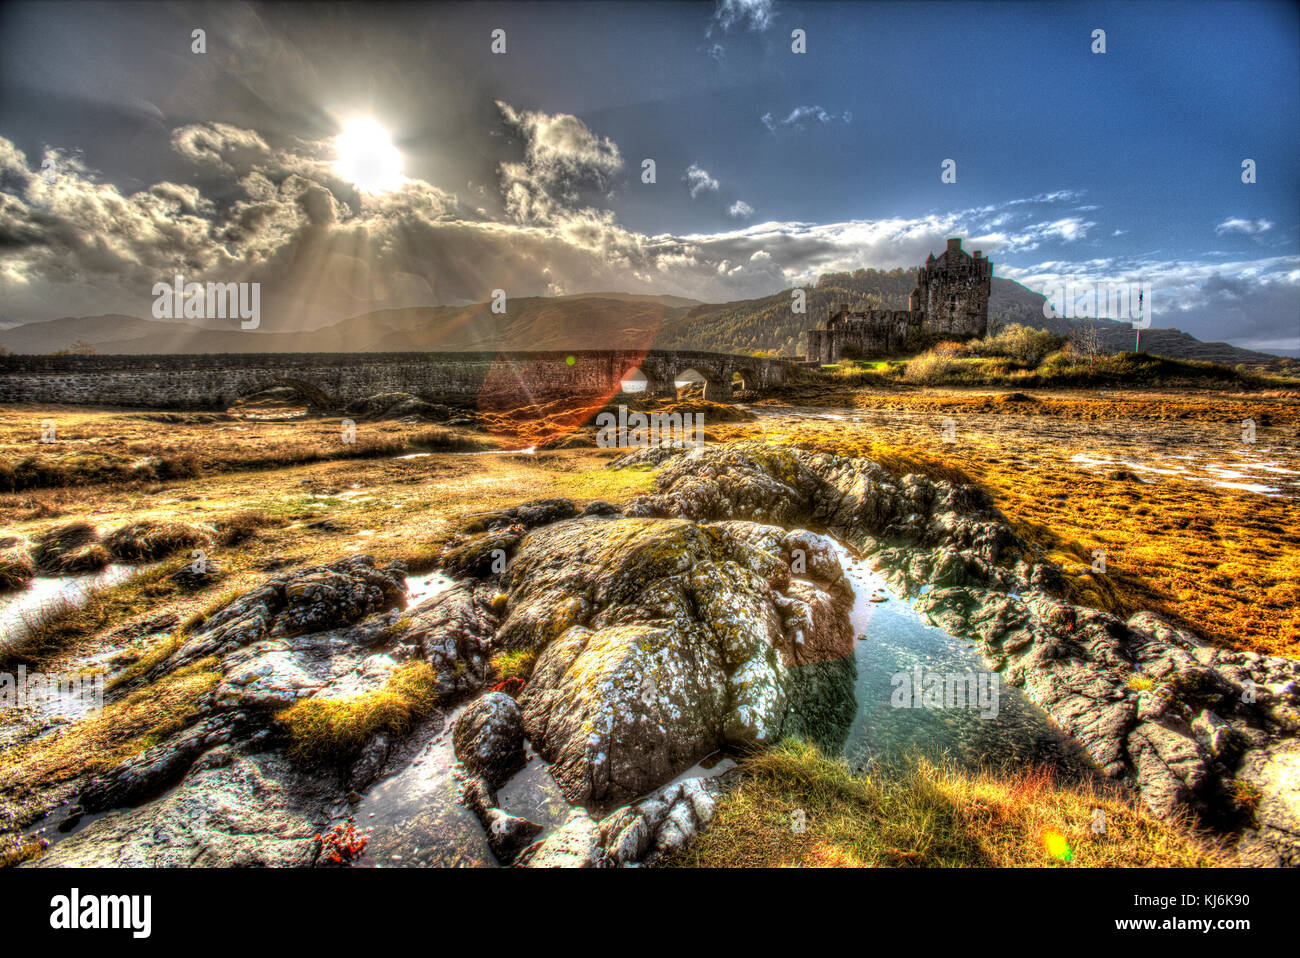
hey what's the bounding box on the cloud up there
[170,123,274,174]
[998,254,1300,351]
[1215,217,1273,236]
[1,125,1294,354]
[685,164,719,199]
[760,106,852,134]
[709,0,775,34]
[495,102,624,226]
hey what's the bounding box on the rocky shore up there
[10,442,1298,867]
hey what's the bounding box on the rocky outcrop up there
[612,442,1300,863]
[913,567,1300,863]
[503,515,854,803]
[27,555,507,867]
[17,440,1298,868]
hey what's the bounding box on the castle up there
[804,238,992,363]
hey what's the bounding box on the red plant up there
[318,822,368,865]
[491,677,527,696]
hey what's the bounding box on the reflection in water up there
[0,565,142,651]
[352,708,569,868]
[788,543,1094,781]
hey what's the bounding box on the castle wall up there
[806,311,922,362]
[806,238,991,361]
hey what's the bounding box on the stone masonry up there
[0,350,793,410]
[805,238,992,363]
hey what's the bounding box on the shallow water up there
[404,571,456,606]
[352,708,569,868]
[789,543,1094,779]
[0,565,142,650]
[392,446,536,460]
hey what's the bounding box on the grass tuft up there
[277,661,439,765]
[104,520,211,561]
[671,740,1222,868]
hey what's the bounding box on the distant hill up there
[656,271,1295,370]
[0,279,1290,371]
[0,295,693,355]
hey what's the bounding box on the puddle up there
[0,565,142,651]
[352,708,568,868]
[404,572,456,606]
[787,543,1094,779]
[392,446,536,460]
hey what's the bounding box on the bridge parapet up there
[0,350,793,410]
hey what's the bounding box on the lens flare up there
[1043,829,1073,861]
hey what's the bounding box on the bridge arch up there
[222,377,335,413]
[730,366,760,396]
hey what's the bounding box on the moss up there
[277,661,439,765]
[490,648,536,681]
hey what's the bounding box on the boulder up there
[504,516,850,803]
[452,692,526,789]
[519,808,603,868]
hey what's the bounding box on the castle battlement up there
[805,238,991,363]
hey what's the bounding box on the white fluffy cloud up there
[728,200,754,218]
[685,164,720,199]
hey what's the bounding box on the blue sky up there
[1,0,1296,351]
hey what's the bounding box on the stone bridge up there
[0,350,795,410]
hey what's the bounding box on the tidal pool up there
[789,543,1095,780]
[352,707,569,868]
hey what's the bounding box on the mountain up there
[0,296,694,355]
[0,280,1290,370]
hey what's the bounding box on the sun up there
[334,118,403,193]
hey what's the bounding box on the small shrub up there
[903,350,958,384]
[976,324,1065,365]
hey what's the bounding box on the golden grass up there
[671,740,1222,868]
[718,389,1300,657]
[489,648,536,681]
[277,661,439,764]
[0,406,493,492]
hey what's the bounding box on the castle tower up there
[912,238,991,338]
